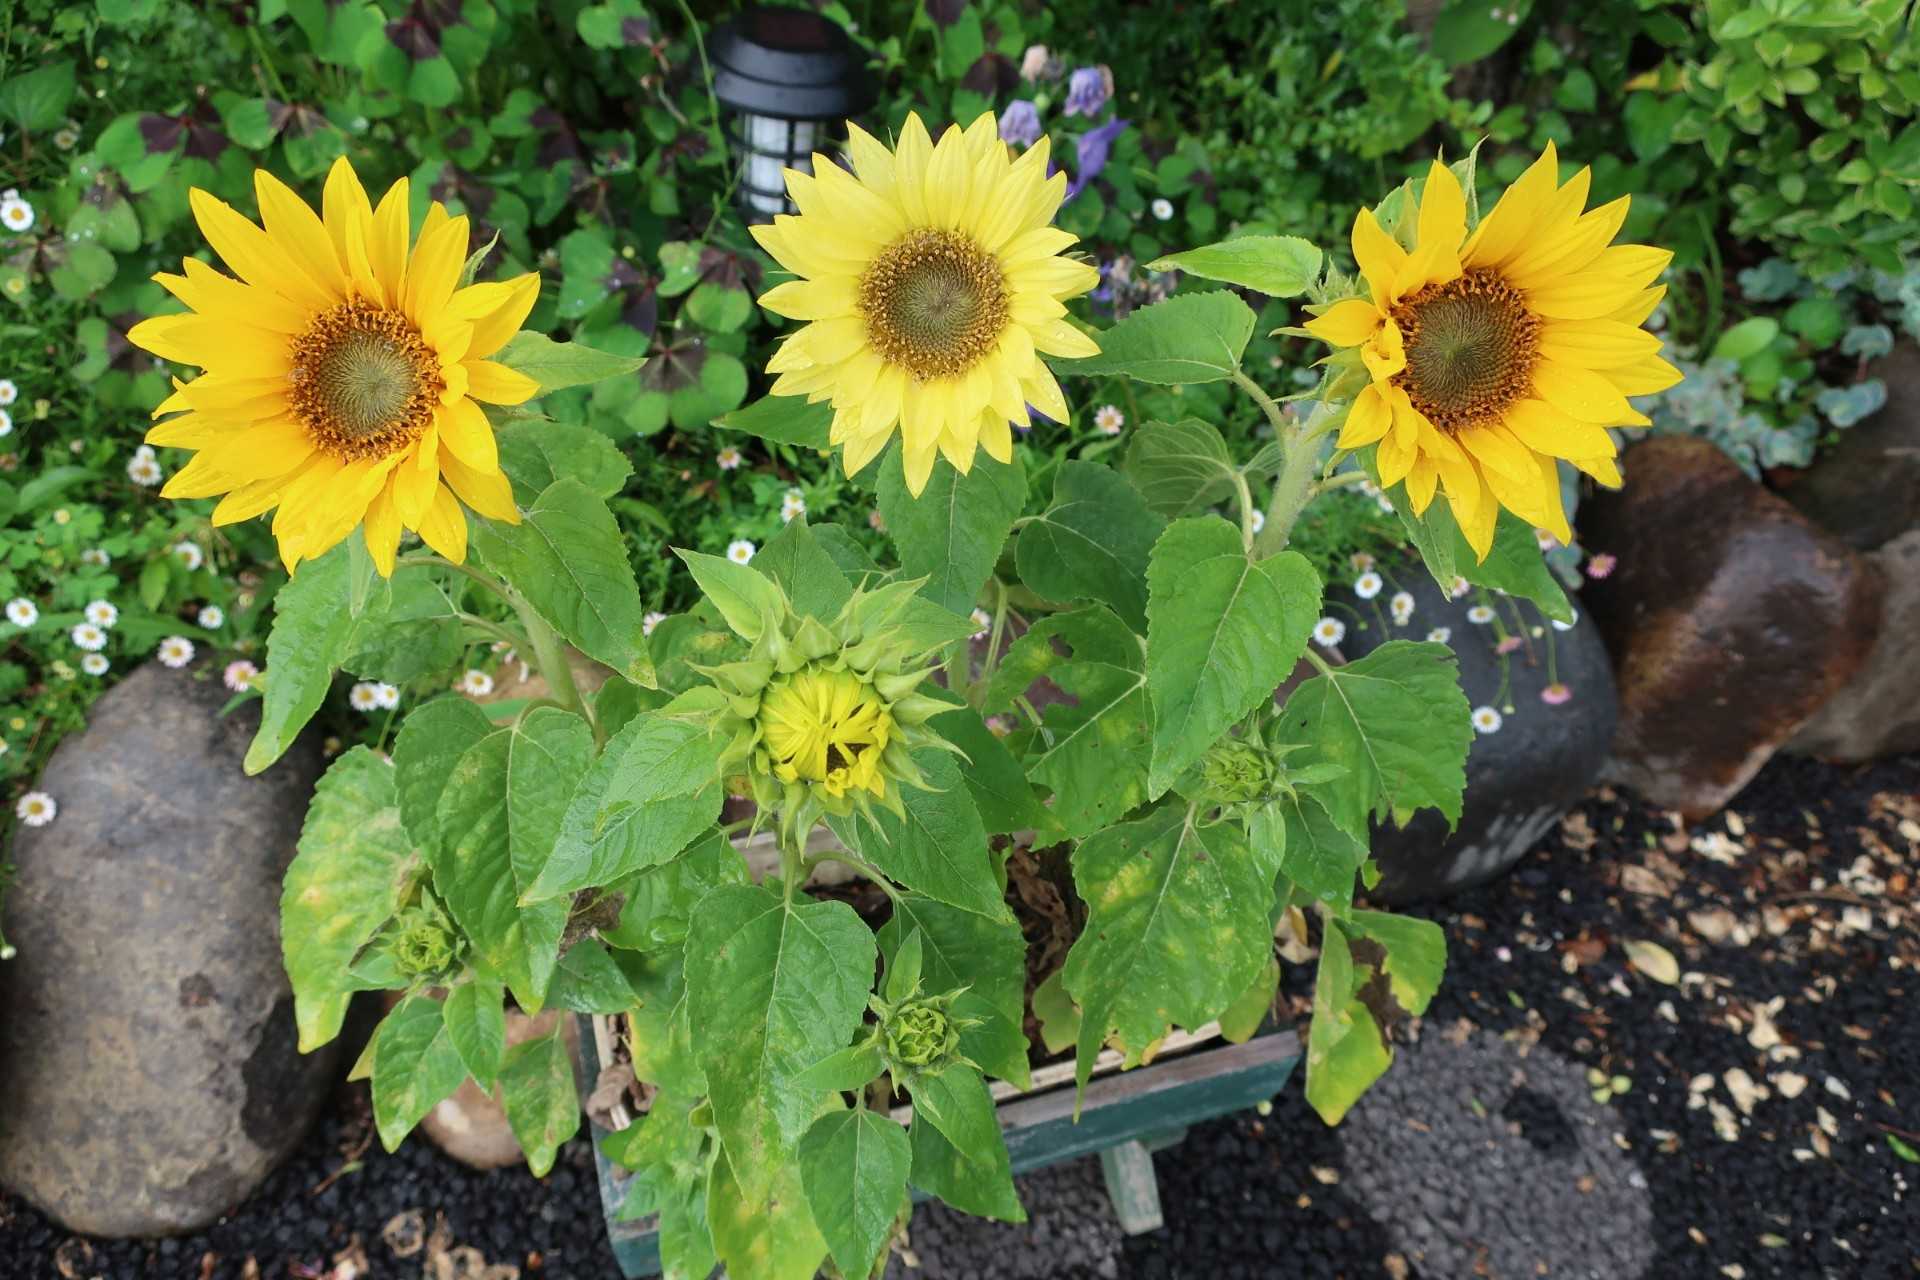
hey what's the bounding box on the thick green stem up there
[779,832,804,903]
[1254,419,1326,557]
[510,589,584,717]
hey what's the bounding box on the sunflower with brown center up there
[1306,146,1682,557]
[128,157,541,575]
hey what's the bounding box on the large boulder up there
[1344,563,1616,902]
[1782,343,1920,551]
[1579,436,1880,819]
[0,660,333,1236]
[1785,531,1920,762]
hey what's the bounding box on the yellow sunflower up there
[1306,145,1682,557]
[129,157,541,576]
[751,112,1101,496]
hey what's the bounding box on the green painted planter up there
[573,1014,1302,1277]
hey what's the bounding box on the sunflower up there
[751,112,1101,496]
[128,158,541,576]
[1306,145,1682,557]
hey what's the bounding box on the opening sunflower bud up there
[760,667,893,802]
[1198,739,1274,807]
[387,905,461,980]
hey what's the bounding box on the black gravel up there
[3,752,1915,1280]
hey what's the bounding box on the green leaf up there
[246,542,361,773]
[1394,501,1572,623]
[879,446,1027,617]
[0,62,77,131]
[498,1026,581,1176]
[604,827,750,952]
[798,1109,912,1279]
[1712,316,1780,361]
[495,330,646,393]
[1304,920,1393,1125]
[907,1062,1001,1159]
[908,1107,1024,1222]
[603,1091,717,1278]
[708,1147,831,1280]
[505,708,595,896]
[828,750,1007,920]
[1257,790,1369,909]
[929,704,1056,839]
[1346,909,1446,1017]
[1145,519,1320,797]
[793,1039,887,1093]
[714,394,832,448]
[530,708,725,900]
[1219,956,1280,1043]
[339,573,463,682]
[1015,461,1165,630]
[1146,236,1321,297]
[878,894,1032,1089]
[1276,641,1472,837]
[986,606,1150,839]
[443,978,508,1089]
[752,518,852,621]
[495,419,633,501]
[282,747,413,1051]
[673,547,786,642]
[370,994,469,1150]
[1062,805,1276,1092]
[1124,418,1258,519]
[471,479,655,686]
[391,695,497,850]
[1053,291,1255,385]
[547,939,639,1012]
[684,884,876,1202]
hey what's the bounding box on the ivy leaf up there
[1062,805,1276,1094]
[1015,461,1165,630]
[1256,790,1369,910]
[471,479,656,687]
[497,1025,581,1176]
[684,884,876,1204]
[908,1107,1024,1223]
[879,894,1032,1089]
[879,445,1027,616]
[828,751,1007,920]
[714,393,832,448]
[708,1147,831,1280]
[798,1109,912,1279]
[1304,920,1393,1125]
[391,695,497,851]
[1145,518,1320,798]
[753,518,853,621]
[495,330,646,393]
[929,704,1057,839]
[985,605,1150,839]
[505,708,595,898]
[245,541,362,773]
[1053,291,1255,385]
[442,978,508,1089]
[1394,499,1572,623]
[370,994,468,1151]
[1146,236,1322,298]
[282,747,413,1051]
[1276,640,1473,840]
[495,418,633,501]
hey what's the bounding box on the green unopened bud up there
[390,906,460,979]
[885,1002,958,1069]
[1199,739,1272,805]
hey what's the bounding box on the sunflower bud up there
[1198,739,1273,806]
[388,904,462,980]
[883,999,964,1070]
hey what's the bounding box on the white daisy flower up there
[81,653,109,676]
[5,598,37,627]
[373,682,400,710]
[83,600,118,627]
[1551,608,1580,632]
[80,547,111,568]
[970,608,992,640]
[156,635,195,668]
[1357,479,1380,498]
[348,681,382,711]
[727,539,756,565]
[127,453,163,486]
[170,541,204,571]
[1389,590,1415,621]
[53,126,80,151]
[0,379,16,405]
[196,604,224,629]
[1093,404,1125,435]
[223,659,259,691]
[1353,571,1383,600]
[1312,616,1346,646]
[15,791,57,826]
[1447,575,1471,599]
[1466,604,1495,624]
[0,409,11,437]
[70,623,107,651]
[1426,627,1452,644]
[458,668,495,696]
[1249,509,1265,534]
[0,198,33,234]
[716,445,743,471]
[780,489,806,523]
[642,610,667,637]
[1471,706,1504,734]
[1150,197,1174,221]
[1375,494,1395,514]
[1534,527,1559,551]
[1349,551,1376,571]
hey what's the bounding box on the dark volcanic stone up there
[1345,564,1616,902]
[1579,436,1880,819]
[0,660,333,1236]
[1786,529,1920,762]
[1783,342,1920,551]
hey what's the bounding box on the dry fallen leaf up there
[1620,864,1671,897]
[1623,939,1680,985]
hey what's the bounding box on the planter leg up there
[1099,1139,1165,1234]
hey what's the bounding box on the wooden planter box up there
[572,1011,1302,1278]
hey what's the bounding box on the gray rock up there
[0,660,332,1236]
[1784,343,1920,551]
[1786,531,1920,762]
[1342,564,1616,902]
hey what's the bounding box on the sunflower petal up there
[465,359,540,406]
[415,482,470,563]
[1306,298,1383,349]
[1534,358,1651,425]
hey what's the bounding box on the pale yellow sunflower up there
[758,667,893,802]
[1306,145,1682,557]
[129,157,540,576]
[751,112,1101,496]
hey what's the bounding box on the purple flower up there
[999,100,1042,148]
[1065,117,1127,202]
[1063,65,1112,118]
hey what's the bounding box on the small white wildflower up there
[1093,404,1125,435]
[127,453,163,486]
[1551,607,1580,632]
[458,669,495,696]
[1534,527,1559,551]
[0,409,11,438]
[5,598,37,627]
[170,541,204,571]
[1312,616,1347,646]
[642,610,667,637]
[1447,575,1471,599]
[81,653,109,676]
[80,548,110,568]
[196,604,223,629]
[84,599,118,627]
[70,623,107,651]
[727,539,756,564]
[223,659,259,691]
[1375,494,1395,514]
[348,681,382,712]
[970,608,992,640]
[1357,479,1380,499]
[0,198,33,234]
[1150,197,1174,221]
[1389,590,1415,622]
[0,379,16,405]
[53,126,79,151]
[1426,627,1452,644]
[15,791,57,826]
[1249,509,1265,534]
[1353,571,1383,600]
[156,635,195,668]
[1471,706,1504,734]
[1467,604,1495,624]
[716,445,743,471]
[780,489,806,523]
[373,682,400,710]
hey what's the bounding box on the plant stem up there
[1254,411,1328,557]
[1232,469,1257,552]
[512,591,584,718]
[779,831,803,904]
[803,849,903,903]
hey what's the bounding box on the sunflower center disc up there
[860,228,1009,381]
[289,299,444,458]
[1392,270,1540,432]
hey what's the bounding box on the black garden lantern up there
[710,5,876,221]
